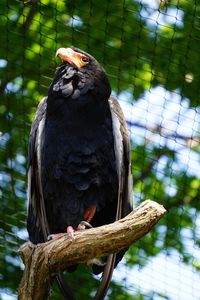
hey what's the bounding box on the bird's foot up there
[47,226,75,241]
[47,232,66,241]
[76,205,96,231]
[47,206,96,241]
[66,225,75,241]
[77,221,93,231]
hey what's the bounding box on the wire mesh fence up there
[0,0,200,299]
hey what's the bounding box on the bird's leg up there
[77,206,96,230]
[48,207,96,240]
[84,206,96,222]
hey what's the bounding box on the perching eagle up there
[27,47,132,300]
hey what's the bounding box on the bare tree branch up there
[18,200,166,300]
[22,0,39,33]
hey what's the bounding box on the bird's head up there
[56,47,91,69]
[50,47,111,102]
[56,47,103,72]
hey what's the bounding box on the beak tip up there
[55,47,75,65]
[55,47,67,57]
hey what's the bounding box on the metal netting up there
[0,0,200,299]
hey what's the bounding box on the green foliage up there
[0,0,200,299]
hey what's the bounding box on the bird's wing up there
[27,97,50,242]
[109,95,133,219]
[27,97,77,300]
[95,95,133,300]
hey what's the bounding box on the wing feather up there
[27,97,49,243]
[95,96,133,300]
[109,95,133,218]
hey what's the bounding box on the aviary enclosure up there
[0,0,200,299]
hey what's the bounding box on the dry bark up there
[18,200,166,300]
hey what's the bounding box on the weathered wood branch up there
[18,200,166,300]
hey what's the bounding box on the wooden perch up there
[18,200,166,300]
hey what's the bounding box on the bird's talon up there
[47,233,66,241]
[68,232,75,241]
[77,221,93,231]
[66,226,75,241]
[80,221,93,229]
[47,235,53,241]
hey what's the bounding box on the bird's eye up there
[81,57,89,63]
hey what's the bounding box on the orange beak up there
[56,48,89,68]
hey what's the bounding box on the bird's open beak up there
[56,48,89,68]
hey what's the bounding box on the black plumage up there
[27,47,132,299]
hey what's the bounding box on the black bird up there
[27,47,132,299]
